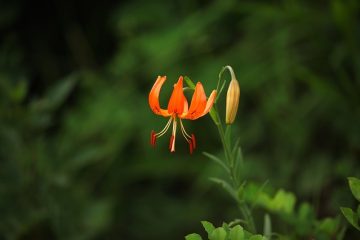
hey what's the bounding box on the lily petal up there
[167,76,186,115]
[183,97,189,114]
[181,82,207,120]
[149,76,170,117]
[198,90,217,118]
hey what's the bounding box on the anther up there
[189,140,193,154]
[150,130,156,146]
[191,134,196,149]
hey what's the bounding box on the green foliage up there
[243,185,295,214]
[341,208,360,231]
[229,225,245,240]
[201,63,343,239]
[0,0,359,239]
[210,179,343,239]
[348,177,360,202]
[341,177,360,231]
[210,227,227,240]
[186,233,203,240]
[202,221,216,236]
[186,221,265,240]
[184,76,197,89]
[252,184,342,238]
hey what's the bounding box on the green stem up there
[211,105,256,233]
[239,203,256,233]
[213,106,236,184]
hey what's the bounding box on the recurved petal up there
[183,97,189,114]
[181,82,207,120]
[149,76,170,117]
[197,90,217,119]
[167,76,186,115]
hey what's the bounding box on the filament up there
[155,117,173,138]
[179,119,191,140]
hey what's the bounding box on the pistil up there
[170,117,177,152]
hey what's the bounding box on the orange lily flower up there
[149,75,217,153]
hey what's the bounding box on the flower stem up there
[211,105,256,233]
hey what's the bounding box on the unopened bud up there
[225,69,240,124]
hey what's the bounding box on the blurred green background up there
[0,0,359,239]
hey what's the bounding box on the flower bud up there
[226,77,240,124]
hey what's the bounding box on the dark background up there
[0,0,359,239]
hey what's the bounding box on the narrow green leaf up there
[201,221,215,236]
[210,177,237,201]
[185,233,203,240]
[233,147,244,182]
[237,181,247,201]
[203,152,230,173]
[209,227,227,240]
[225,125,232,147]
[340,207,360,230]
[209,107,220,125]
[235,147,244,164]
[215,79,227,103]
[217,66,227,92]
[184,76,196,89]
[232,138,241,157]
[231,147,242,185]
[229,225,244,240]
[348,177,360,202]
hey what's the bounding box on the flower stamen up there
[151,118,173,147]
[155,118,173,138]
[191,134,196,149]
[150,130,156,146]
[149,75,216,153]
[179,119,196,154]
[179,119,191,139]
